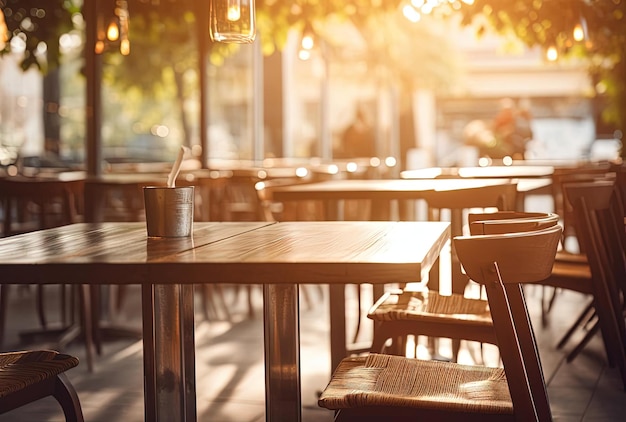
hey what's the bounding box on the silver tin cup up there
[143,186,194,237]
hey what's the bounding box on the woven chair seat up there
[319,354,513,415]
[0,350,79,398]
[538,260,592,293]
[368,290,491,326]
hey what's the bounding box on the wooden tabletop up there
[400,165,554,180]
[0,220,450,422]
[270,178,515,202]
[0,221,447,285]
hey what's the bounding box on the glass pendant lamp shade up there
[95,0,130,55]
[210,0,256,43]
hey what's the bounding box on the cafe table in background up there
[400,164,555,180]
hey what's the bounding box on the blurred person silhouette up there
[515,98,534,151]
[337,104,376,158]
[492,97,533,159]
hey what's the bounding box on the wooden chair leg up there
[53,372,85,422]
[451,338,461,362]
[116,285,128,314]
[352,285,362,344]
[0,285,8,346]
[556,301,595,350]
[79,285,95,373]
[200,285,211,321]
[246,285,255,318]
[60,284,68,326]
[213,285,231,321]
[90,286,102,356]
[200,285,232,321]
[36,285,47,329]
[566,320,602,363]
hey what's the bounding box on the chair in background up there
[558,181,626,384]
[542,165,613,318]
[0,176,84,237]
[422,181,518,294]
[0,176,95,372]
[367,212,559,363]
[464,203,623,372]
[0,349,84,421]
[208,174,268,318]
[467,211,593,328]
[0,176,84,337]
[364,182,519,359]
[467,210,597,363]
[318,225,562,421]
[204,175,324,319]
[550,163,612,250]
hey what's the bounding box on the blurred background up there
[0,0,623,174]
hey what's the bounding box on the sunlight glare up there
[403,5,421,23]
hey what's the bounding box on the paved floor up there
[1,278,626,421]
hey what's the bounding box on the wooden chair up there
[448,204,622,371]
[0,176,84,338]
[467,210,598,362]
[0,176,95,372]
[542,166,614,318]
[423,181,518,294]
[468,210,592,324]
[319,225,562,421]
[367,212,559,362]
[0,349,84,421]
[0,176,84,237]
[550,163,612,250]
[365,182,519,358]
[560,181,626,387]
[205,175,323,319]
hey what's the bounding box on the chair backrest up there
[565,181,626,370]
[425,181,518,211]
[219,175,269,222]
[616,165,626,211]
[455,225,562,289]
[454,225,562,421]
[565,180,625,290]
[550,164,612,241]
[468,211,560,235]
[0,177,84,236]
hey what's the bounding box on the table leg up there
[263,283,301,422]
[329,283,382,373]
[325,199,340,220]
[142,284,196,422]
[450,208,469,294]
[329,284,346,373]
[370,200,392,220]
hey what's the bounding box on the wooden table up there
[399,170,554,212]
[270,177,546,296]
[0,220,449,421]
[270,178,522,220]
[400,165,554,180]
